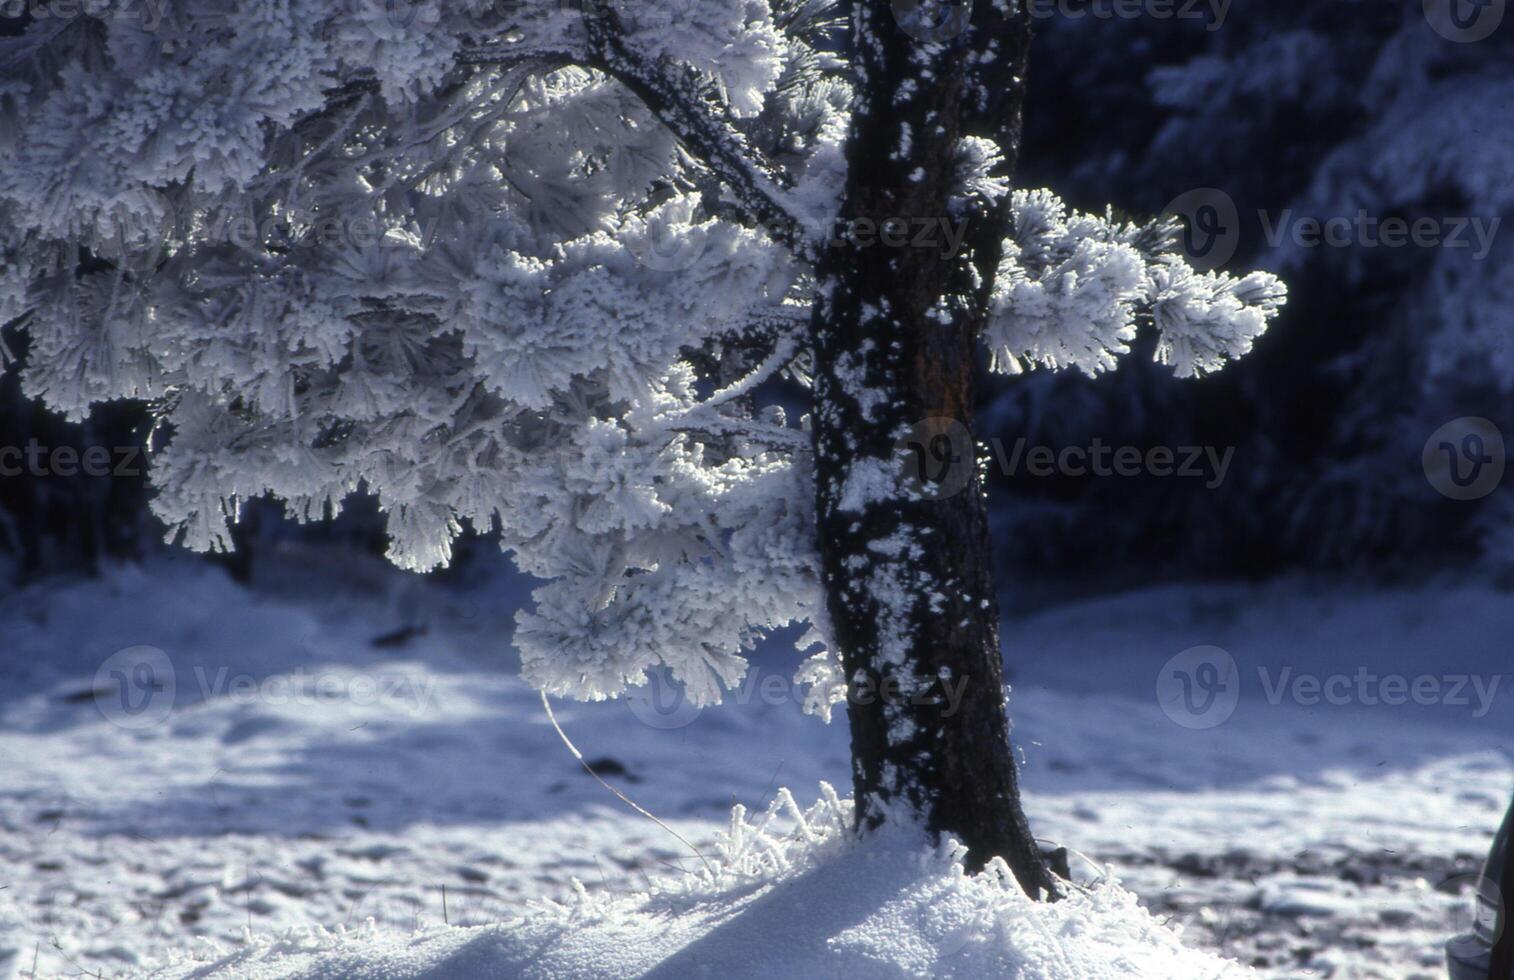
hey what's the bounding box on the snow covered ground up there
[0,552,1509,978]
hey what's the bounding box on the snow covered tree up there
[0,0,1282,893]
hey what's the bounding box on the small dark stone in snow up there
[582,757,641,782]
[222,715,285,745]
[371,624,426,648]
[59,687,108,704]
[1172,853,1220,878]
[341,843,408,861]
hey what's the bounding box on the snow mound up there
[152,785,1247,980]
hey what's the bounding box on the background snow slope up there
[0,553,1508,978]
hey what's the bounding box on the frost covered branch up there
[985,191,1286,377]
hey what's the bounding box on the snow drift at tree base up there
[151,785,1245,980]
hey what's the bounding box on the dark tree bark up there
[1487,802,1514,980]
[808,1,1057,897]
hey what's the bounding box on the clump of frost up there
[151,785,1251,980]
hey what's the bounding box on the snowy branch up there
[986,191,1286,377]
[581,6,813,260]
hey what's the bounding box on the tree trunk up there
[808,1,1057,898]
